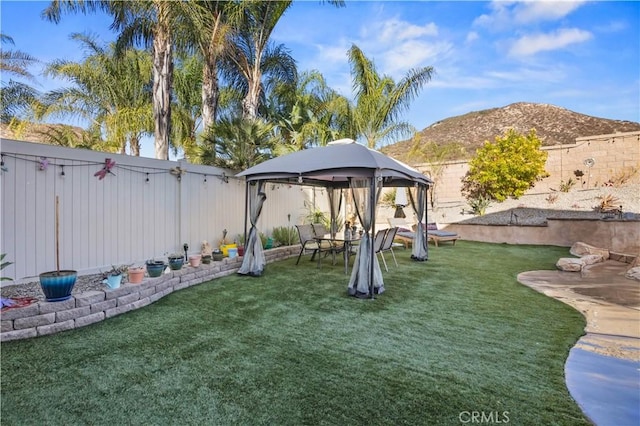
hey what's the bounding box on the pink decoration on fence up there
[94,158,116,180]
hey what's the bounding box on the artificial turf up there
[0,241,590,425]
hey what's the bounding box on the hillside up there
[382,102,640,163]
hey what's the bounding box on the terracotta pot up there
[189,255,201,267]
[128,267,145,284]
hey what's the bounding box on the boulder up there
[581,254,604,266]
[625,267,640,281]
[556,257,583,272]
[570,242,609,260]
[630,254,640,268]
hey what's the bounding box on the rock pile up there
[556,241,640,281]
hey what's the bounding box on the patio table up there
[315,233,361,274]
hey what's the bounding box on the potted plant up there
[212,248,223,261]
[146,260,166,277]
[128,266,145,284]
[102,265,129,289]
[237,234,246,256]
[39,196,77,302]
[168,253,184,270]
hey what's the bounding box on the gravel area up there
[435,186,640,225]
[2,272,121,302]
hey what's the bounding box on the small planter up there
[168,256,184,270]
[212,250,223,261]
[104,274,123,289]
[128,267,145,284]
[237,246,245,256]
[189,254,201,267]
[146,261,166,278]
[202,255,212,264]
[39,270,77,302]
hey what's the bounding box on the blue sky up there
[1,1,639,158]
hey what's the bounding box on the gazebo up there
[236,139,433,298]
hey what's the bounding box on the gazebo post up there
[369,175,376,299]
[243,181,249,251]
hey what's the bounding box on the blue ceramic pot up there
[146,261,166,277]
[39,270,77,302]
[168,257,184,270]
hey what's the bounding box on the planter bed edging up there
[1,246,300,342]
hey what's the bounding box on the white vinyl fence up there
[1,139,325,283]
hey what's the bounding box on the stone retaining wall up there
[445,219,640,254]
[1,246,299,342]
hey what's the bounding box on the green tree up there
[41,33,152,155]
[43,1,185,159]
[198,116,276,171]
[461,129,549,203]
[347,44,434,149]
[0,34,40,123]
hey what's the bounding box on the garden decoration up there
[94,158,116,180]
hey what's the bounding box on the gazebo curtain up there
[327,188,342,238]
[238,181,266,276]
[408,185,428,261]
[348,177,384,298]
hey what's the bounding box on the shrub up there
[468,195,492,216]
[559,178,576,193]
[461,129,549,203]
[545,193,559,204]
[272,226,297,246]
[595,194,621,212]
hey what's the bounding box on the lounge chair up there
[389,219,459,248]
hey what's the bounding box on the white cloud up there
[466,31,479,43]
[474,0,586,29]
[380,40,452,74]
[509,28,592,56]
[375,18,438,43]
[513,1,585,24]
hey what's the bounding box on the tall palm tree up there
[43,0,184,159]
[171,53,203,161]
[347,44,434,149]
[0,34,39,123]
[41,33,152,155]
[180,1,243,131]
[223,0,298,120]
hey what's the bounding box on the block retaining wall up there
[1,246,300,342]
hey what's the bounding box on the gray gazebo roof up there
[236,139,433,188]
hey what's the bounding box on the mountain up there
[382,102,640,164]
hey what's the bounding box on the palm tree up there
[41,33,152,155]
[347,44,434,149]
[265,70,351,151]
[43,0,184,159]
[171,52,203,161]
[0,34,39,123]
[198,116,276,171]
[222,1,298,120]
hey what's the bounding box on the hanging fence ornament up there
[170,166,185,181]
[38,157,49,171]
[94,158,116,180]
[0,155,7,172]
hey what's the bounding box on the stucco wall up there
[419,131,640,205]
[445,219,640,254]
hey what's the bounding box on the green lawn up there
[1,241,589,425]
